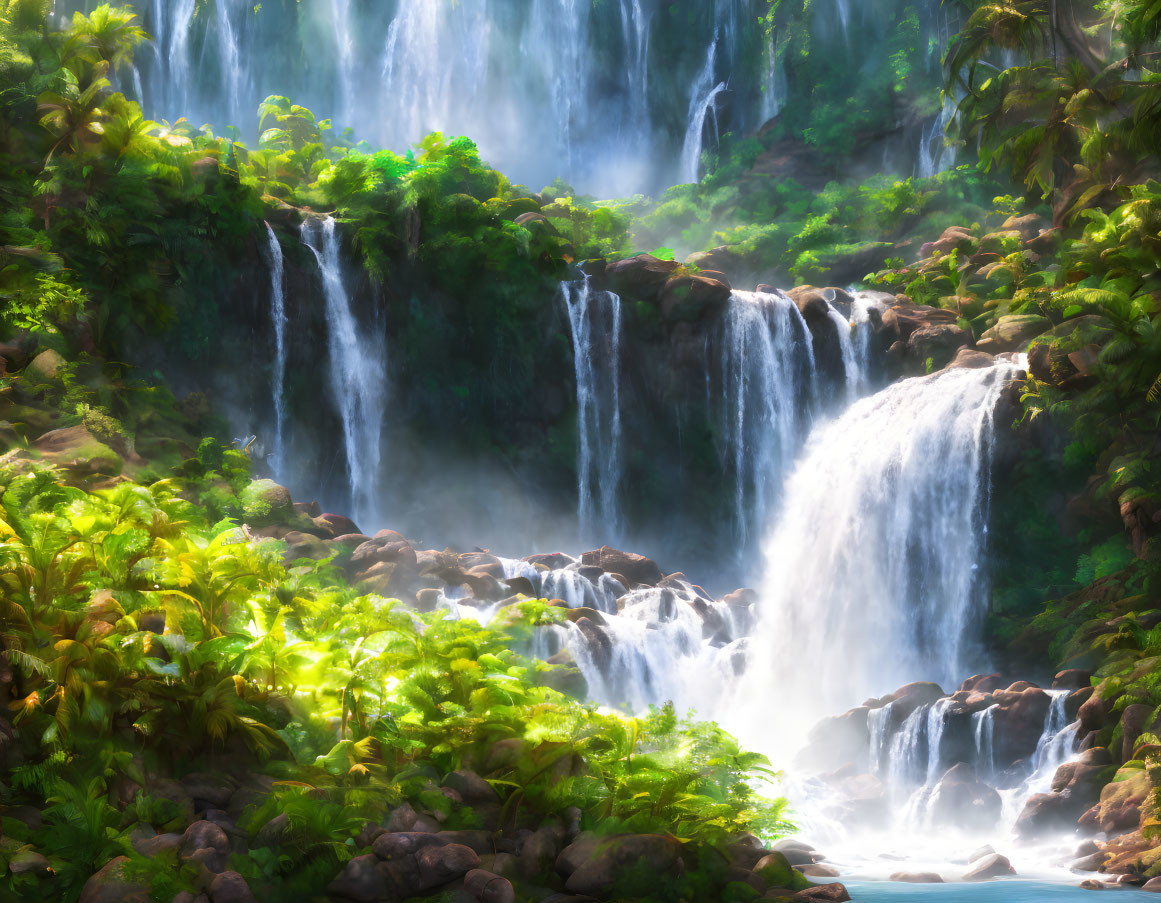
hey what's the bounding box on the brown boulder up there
[579,546,663,586]
[659,275,731,322]
[604,254,679,301]
[563,834,682,896]
[947,347,995,370]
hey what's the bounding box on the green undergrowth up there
[0,452,788,900]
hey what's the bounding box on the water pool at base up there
[845,881,1156,901]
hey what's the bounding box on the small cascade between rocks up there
[562,279,625,545]
[301,216,387,527]
[262,224,288,477]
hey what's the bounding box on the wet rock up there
[315,513,361,538]
[787,286,852,325]
[880,303,958,344]
[603,254,679,302]
[133,832,182,858]
[659,275,731,322]
[991,687,1052,768]
[1142,876,1161,892]
[883,682,946,718]
[1078,693,1110,732]
[1015,790,1092,837]
[1080,879,1111,890]
[1054,669,1093,690]
[579,546,663,586]
[889,872,944,883]
[976,314,1052,354]
[78,857,151,903]
[1095,767,1150,834]
[1119,704,1159,762]
[557,834,683,896]
[208,871,257,903]
[962,853,1016,881]
[907,323,971,371]
[415,842,481,886]
[525,552,574,569]
[793,883,850,902]
[372,831,445,861]
[179,819,230,872]
[443,769,501,804]
[328,854,392,902]
[947,347,995,369]
[1072,852,1106,872]
[464,869,515,903]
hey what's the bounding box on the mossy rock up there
[240,479,293,525]
[24,348,65,382]
[32,425,122,480]
[756,852,812,891]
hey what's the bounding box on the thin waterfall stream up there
[301,217,387,527]
[262,223,288,478]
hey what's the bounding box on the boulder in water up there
[947,347,995,370]
[906,323,971,371]
[579,546,663,586]
[962,853,1016,881]
[793,883,851,902]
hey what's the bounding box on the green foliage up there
[0,459,788,899]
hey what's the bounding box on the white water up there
[563,279,624,545]
[681,33,728,184]
[735,362,1018,724]
[721,291,816,560]
[262,224,288,477]
[300,217,387,527]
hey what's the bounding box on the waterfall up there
[167,0,197,120]
[262,224,288,477]
[680,32,728,184]
[331,0,355,129]
[563,279,624,544]
[721,291,817,563]
[620,0,651,145]
[918,97,958,178]
[300,217,387,526]
[827,304,860,403]
[215,0,247,129]
[737,361,1020,722]
[526,0,589,177]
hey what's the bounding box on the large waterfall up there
[738,362,1019,723]
[300,217,387,527]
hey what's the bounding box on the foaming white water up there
[301,217,387,526]
[262,224,288,477]
[563,279,624,545]
[733,362,1019,732]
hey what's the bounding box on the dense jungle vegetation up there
[1,0,1161,899]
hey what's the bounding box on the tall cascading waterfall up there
[94,0,775,195]
[735,362,1021,726]
[300,217,388,527]
[262,224,288,478]
[562,279,625,545]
